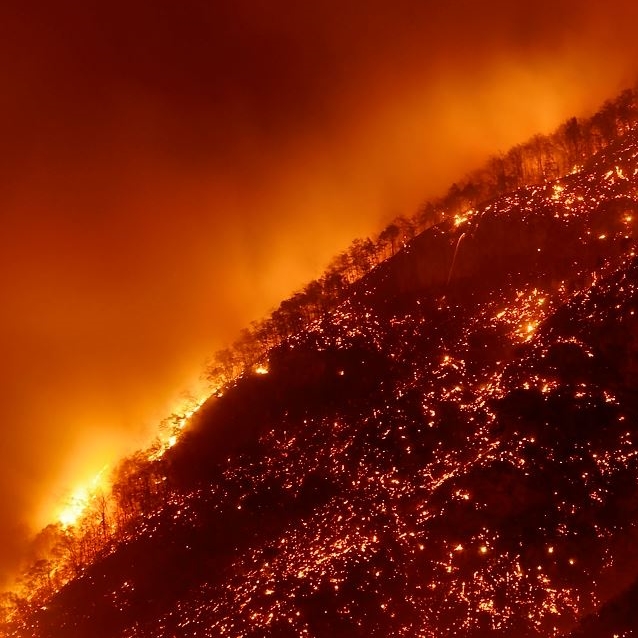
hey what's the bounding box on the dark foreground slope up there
[22,131,638,637]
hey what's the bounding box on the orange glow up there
[454,211,473,227]
[3,0,638,588]
[57,466,108,528]
[552,184,564,200]
[492,287,549,343]
[148,390,209,461]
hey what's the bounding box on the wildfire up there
[453,210,475,227]
[7,90,638,638]
[51,389,211,530]
[490,287,549,343]
[57,466,108,528]
[148,392,209,461]
[551,183,564,200]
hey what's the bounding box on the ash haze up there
[1,0,638,582]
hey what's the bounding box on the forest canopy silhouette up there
[2,86,637,633]
[205,87,638,386]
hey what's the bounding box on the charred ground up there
[6,106,638,638]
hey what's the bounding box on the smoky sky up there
[1,0,638,582]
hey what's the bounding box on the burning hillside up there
[3,92,638,638]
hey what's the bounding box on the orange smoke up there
[1,0,638,583]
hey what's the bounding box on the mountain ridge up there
[4,95,638,637]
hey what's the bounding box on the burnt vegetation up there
[3,86,638,637]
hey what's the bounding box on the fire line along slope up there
[16,128,638,637]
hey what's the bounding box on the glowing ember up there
[5,87,638,638]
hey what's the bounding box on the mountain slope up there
[12,127,638,638]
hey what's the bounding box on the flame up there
[453,210,474,227]
[53,387,211,527]
[551,184,564,201]
[57,466,108,528]
[148,393,209,461]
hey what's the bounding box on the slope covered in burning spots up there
[14,128,638,637]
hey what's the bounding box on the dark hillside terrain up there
[9,124,638,637]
